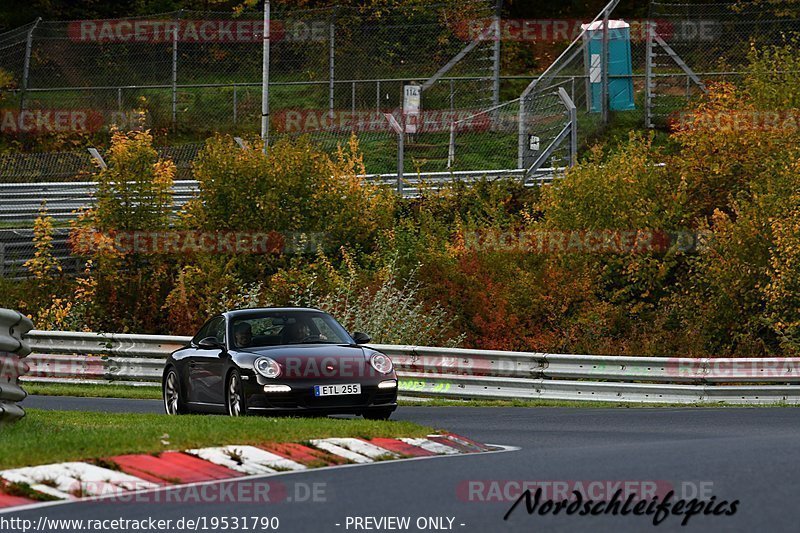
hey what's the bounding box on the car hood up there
[234,344,386,380]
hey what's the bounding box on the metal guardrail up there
[0,169,544,222]
[21,330,800,405]
[0,168,543,225]
[0,179,199,223]
[0,309,34,424]
[0,168,541,278]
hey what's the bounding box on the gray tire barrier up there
[0,308,34,424]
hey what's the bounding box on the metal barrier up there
[0,168,539,278]
[22,330,800,405]
[0,309,34,424]
[0,169,537,224]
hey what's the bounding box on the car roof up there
[222,307,326,318]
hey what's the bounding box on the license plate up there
[314,383,361,397]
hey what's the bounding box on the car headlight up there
[254,357,281,379]
[370,353,393,374]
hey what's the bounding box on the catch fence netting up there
[647,1,800,127]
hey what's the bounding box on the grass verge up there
[1,409,434,470]
[23,382,162,400]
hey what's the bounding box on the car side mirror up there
[197,336,223,350]
[352,332,371,344]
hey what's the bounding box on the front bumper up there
[243,378,398,415]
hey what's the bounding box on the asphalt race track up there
[9,396,800,532]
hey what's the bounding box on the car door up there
[183,318,214,404]
[188,316,226,405]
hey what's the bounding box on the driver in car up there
[234,322,253,348]
[284,321,311,343]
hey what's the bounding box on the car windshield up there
[231,311,354,349]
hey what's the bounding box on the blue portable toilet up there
[581,20,636,112]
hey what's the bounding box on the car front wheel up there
[163,368,188,415]
[226,369,247,417]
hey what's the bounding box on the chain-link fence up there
[646,1,800,127]
[0,144,201,184]
[513,0,637,182]
[0,1,499,175]
[447,0,654,181]
[9,0,800,275]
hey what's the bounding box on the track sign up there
[529,135,540,151]
[403,84,421,134]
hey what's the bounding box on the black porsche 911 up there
[161,308,398,419]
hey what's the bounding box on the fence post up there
[376,80,381,114]
[600,8,609,124]
[172,11,180,131]
[582,30,591,113]
[20,17,41,112]
[557,87,578,167]
[570,76,575,106]
[351,81,356,122]
[517,84,533,169]
[447,122,455,169]
[397,127,404,195]
[491,0,503,110]
[329,8,336,120]
[233,83,238,127]
[261,0,271,153]
[644,20,654,128]
[397,110,405,195]
[117,87,123,113]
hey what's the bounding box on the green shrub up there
[187,134,395,250]
[286,250,464,347]
[744,38,800,109]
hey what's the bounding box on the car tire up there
[163,367,189,415]
[363,408,393,420]
[226,369,248,417]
